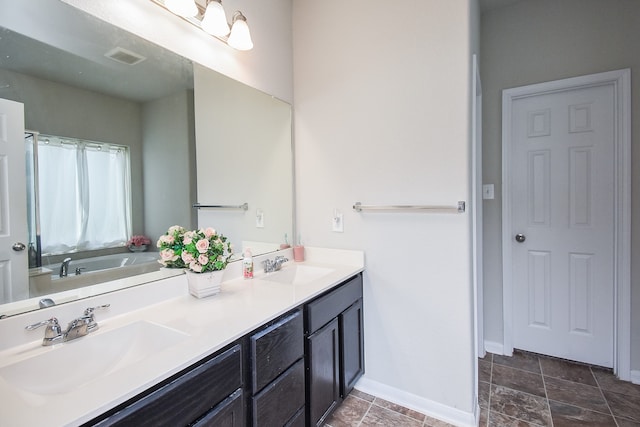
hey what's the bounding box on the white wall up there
[193,64,293,253]
[481,0,640,372]
[293,0,479,424]
[61,0,293,103]
[142,90,196,241]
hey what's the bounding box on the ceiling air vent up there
[104,47,146,65]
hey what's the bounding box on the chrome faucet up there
[262,256,289,273]
[59,257,72,278]
[26,304,110,346]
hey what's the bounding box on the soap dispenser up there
[243,248,254,279]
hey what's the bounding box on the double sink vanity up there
[0,247,365,426]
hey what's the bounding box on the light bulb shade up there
[227,12,253,51]
[201,0,229,37]
[165,0,198,17]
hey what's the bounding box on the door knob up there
[515,234,526,243]
[12,242,26,251]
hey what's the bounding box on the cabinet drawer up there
[193,388,244,427]
[95,344,243,426]
[252,359,305,427]
[306,274,362,333]
[251,309,303,392]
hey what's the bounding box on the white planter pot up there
[185,269,225,298]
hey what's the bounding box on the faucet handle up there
[84,304,110,316]
[26,317,63,344]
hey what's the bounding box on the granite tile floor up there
[324,389,456,427]
[326,351,640,426]
[479,350,640,427]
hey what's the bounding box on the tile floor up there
[479,350,640,426]
[325,351,640,426]
[324,389,455,427]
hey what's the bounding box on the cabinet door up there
[193,388,244,427]
[340,299,364,396]
[307,318,340,427]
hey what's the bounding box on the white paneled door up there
[509,83,615,367]
[0,98,28,304]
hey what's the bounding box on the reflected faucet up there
[59,257,72,278]
[263,256,289,273]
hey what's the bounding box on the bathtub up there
[32,252,161,297]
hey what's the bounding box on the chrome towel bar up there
[353,201,465,213]
[193,203,249,211]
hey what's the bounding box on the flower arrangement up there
[157,226,233,273]
[127,235,151,247]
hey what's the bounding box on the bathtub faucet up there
[59,257,72,278]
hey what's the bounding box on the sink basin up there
[0,321,188,395]
[262,265,334,285]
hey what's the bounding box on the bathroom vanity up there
[0,248,364,427]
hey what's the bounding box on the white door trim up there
[501,69,631,380]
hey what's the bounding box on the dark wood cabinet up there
[91,344,243,427]
[305,273,364,426]
[307,317,340,426]
[193,388,244,427]
[85,273,363,427]
[340,298,364,396]
[250,309,305,427]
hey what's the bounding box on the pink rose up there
[160,249,178,262]
[181,252,195,264]
[168,225,184,234]
[183,231,195,245]
[198,254,209,265]
[195,238,210,253]
[190,261,203,273]
[203,227,216,238]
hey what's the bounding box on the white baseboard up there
[355,377,476,427]
[484,340,504,355]
[631,370,640,385]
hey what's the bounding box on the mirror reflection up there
[0,1,293,317]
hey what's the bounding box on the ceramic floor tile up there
[479,359,492,383]
[616,417,640,427]
[351,388,376,402]
[593,368,640,397]
[324,395,371,427]
[492,364,546,397]
[479,407,489,427]
[548,400,617,427]
[479,380,491,409]
[603,390,640,422]
[543,376,610,414]
[488,411,545,426]
[490,385,552,426]
[372,397,426,422]
[359,404,423,427]
[493,351,541,374]
[422,415,457,427]
[539,357,597,386]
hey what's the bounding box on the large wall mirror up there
[0,0,293,317]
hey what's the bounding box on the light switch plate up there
[482,184,495,200]
[256,209,264,228]
[332,210,344,233]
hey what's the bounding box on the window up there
[35,135,132,254]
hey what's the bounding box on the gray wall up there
[142,90,196,243]
[0,69,145,235]
[481,0,640,370]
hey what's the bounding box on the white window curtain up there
[37,136,132,254]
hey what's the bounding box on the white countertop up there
[0,247,364,427]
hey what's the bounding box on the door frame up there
[501,69,631,379]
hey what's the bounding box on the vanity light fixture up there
[151,0,253,51]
